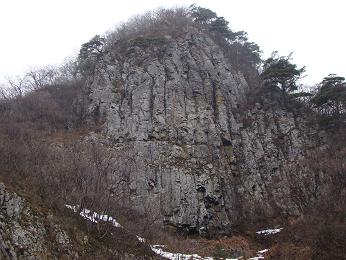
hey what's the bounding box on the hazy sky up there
[0,0,345,86]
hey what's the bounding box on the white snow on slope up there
[65,204,271,260]
[256,228,283,235]
[65,204,122,227]
[151,245,242,260]
[151,245,207,260]
[249,249,269,260]
[136,235,146,243]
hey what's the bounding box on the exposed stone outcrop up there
[82,29,326,234]
[0,183,77,259]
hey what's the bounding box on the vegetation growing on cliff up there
[260,52,305,96]
[188,4,261,69]
[312,74,346,117]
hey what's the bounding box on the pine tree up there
[312,74,346,117]
[77,35,105,75]
[260,52,305,97]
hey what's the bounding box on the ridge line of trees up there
[1,5,345,126]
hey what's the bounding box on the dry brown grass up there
[146,231,259,259]
[47,124,103,143]
[268,243,313,260]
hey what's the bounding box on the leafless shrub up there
[106,7,192,48]
[3,75,29,98]
[25,66,59,90]
[102,6,262,91]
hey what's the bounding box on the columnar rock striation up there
[83,29,325,234]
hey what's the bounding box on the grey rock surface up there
[0,183,76,259]
[83,30,326,234]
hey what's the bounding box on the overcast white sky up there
[0,0,345,86]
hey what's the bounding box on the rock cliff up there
[82,29,325,234]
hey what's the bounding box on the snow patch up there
[249,248,269,260]
[150,245,215,260]
[258,249,269,254]
[136,235,146,243]
[65,204,121,227]
[150,245,242,260]
[65,204,269,260]
[256,227,283,235]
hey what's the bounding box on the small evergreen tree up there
[311,74,346,117]
[77,35,105,76]
[189,5,247,42]
[188,5,261,70]
[189,5,217,24]
[260,52,305,97]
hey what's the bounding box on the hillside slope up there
[0,7,344,259]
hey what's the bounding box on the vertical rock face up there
[84,30,325,234]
